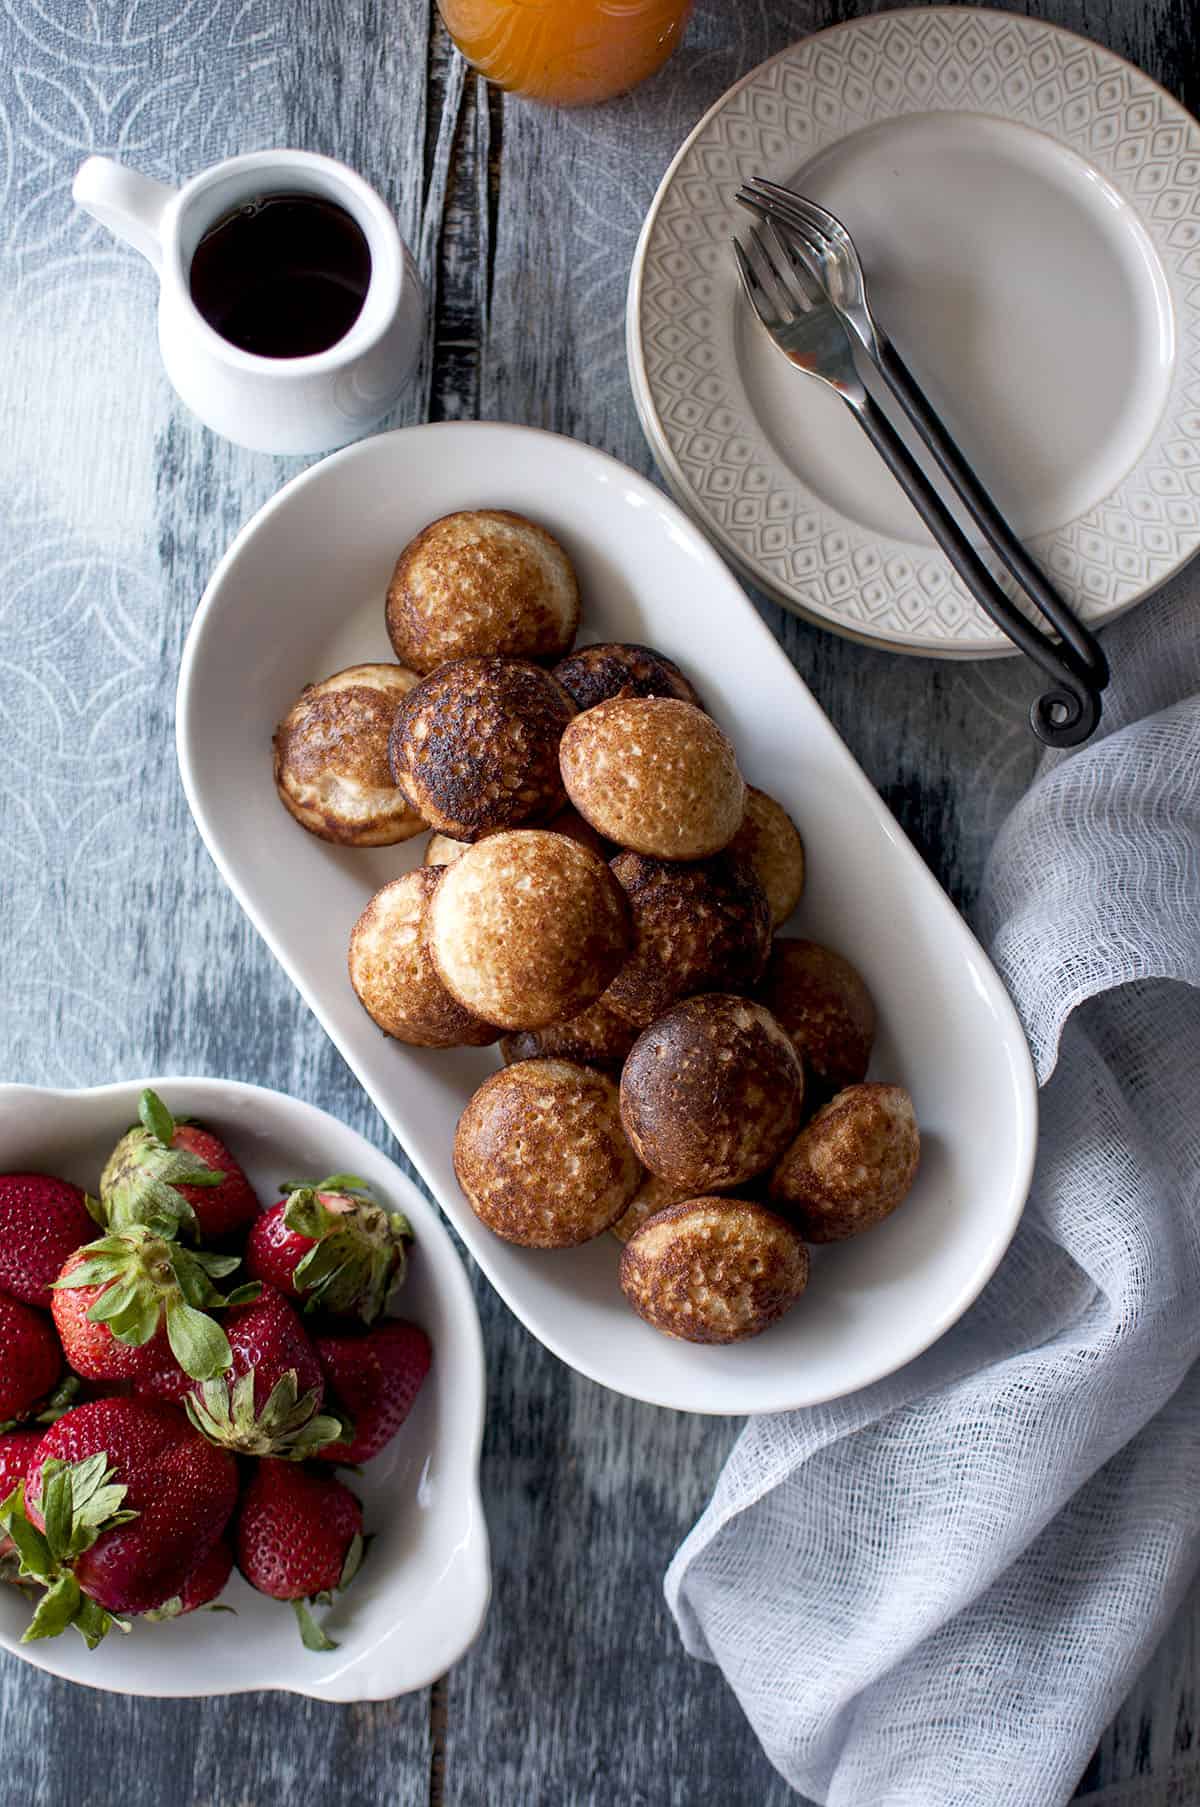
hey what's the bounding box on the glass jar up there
[439,0,694,106]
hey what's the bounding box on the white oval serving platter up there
[176,421,1037,1415]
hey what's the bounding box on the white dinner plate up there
[627,7,1200,656]
[176,421,1037,1415]
[0,1077,489,1698]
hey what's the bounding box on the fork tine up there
[747,178,844,245]
[756,220,818,316]
[738,185,833,271]
[748,198,831,292]
[731,237,772,328]
[741,226,793,317]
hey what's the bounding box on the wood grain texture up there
[0,0,1195,1803]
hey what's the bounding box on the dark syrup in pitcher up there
[189,192,372,359]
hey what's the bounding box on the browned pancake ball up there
[604,851,771,1028]
[423,805,604,869]
[770,1083,919,1242]
[728,787,806,928]
[552,642,703,713]
[619,1197,809,1343]
[348,870,499,1049]
[385,509,580,673]
[388,657,575,841]
[758,939,876,1100]
[560,697,745,860]
[500,994,638,1072]
[609,1173,689,1245]
[273,663,423,845]
[429,830,630,1030]
[454,1060,641,1247]
[620,994,804,1192]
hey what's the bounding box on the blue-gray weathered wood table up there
[0,1,1196,1801]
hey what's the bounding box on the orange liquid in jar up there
[439,0,694,106]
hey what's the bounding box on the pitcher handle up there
[72,156,177,271]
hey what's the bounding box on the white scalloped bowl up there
[0,1076,489,1699]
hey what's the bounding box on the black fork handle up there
[853,395,1103,748]
[873,331,1109,691]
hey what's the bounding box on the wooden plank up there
[0,0,1195,1802]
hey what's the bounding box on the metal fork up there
[733,222,1104,747]
[738,178,1109,693]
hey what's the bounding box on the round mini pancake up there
[454,1059,641,1247]
[560,697,745,860]
[619,1197,809,1343]
[386,509,580,673]
[424,805,603,869]
[348,868,498,1049]
[620,994,804,1192]
[552,642,702,713]
[757,939,876,1101]
[604,850,771,1028]
[273,663,423,845]
[429,830,631,1030]
[728,787,806,928]
[770,1083,920,1242]
[389,656,575,841]
[609,1173,689,1245]
[500,994,638,1071]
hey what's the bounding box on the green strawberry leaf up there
[83,1192,108,1228]
[139,1089,177,1148]
[282,1188,340,1243]
[191,1251,243,1280]
[165,1297,232,1380]
[338,1531,365,1591]
[54,1252,128,1288]
[23,1573,81,1644]
[40,1463,73,1564]
[74,1594,120,1648]
[292,1597,338,1652]
[223,1282,261,1307]
[1,1486,54,1586]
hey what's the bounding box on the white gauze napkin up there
[665,569,1200,1807]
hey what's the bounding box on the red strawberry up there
[0,1174,96,1307]
[140,1284,342,1460]
[245,1177,412,1325]
[314,1321,431,1464]
[51,1229,254,1384]
[0,1294,63,1427]
[99,1089,259,1243]
[236,1458,364,1649]
[0,1429,44,1575]
[0,1398,238,1644]
[0,1429,42,1499]
[143,1537,233,1619]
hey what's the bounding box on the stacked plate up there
[627,7,1200,656]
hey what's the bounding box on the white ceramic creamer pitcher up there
[73,150,425,455]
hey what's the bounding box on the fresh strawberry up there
[98,1088,259,1242]
[0,1174,96,1308]
[0,1430,43,1575]
[143,1537,233,1619]
[0,1398,238,1645]
[314,1321,431,1464]
[236,1458,364,1649]
[0,1295,63,1427]
[51,1229,257,1383]
[139,1284,342,1460]
[0,1430,42,1499]
[245,1176,412,1326]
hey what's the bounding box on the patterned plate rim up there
[626,6,1200,656]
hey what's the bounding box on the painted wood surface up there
[0,1,1195,1802]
